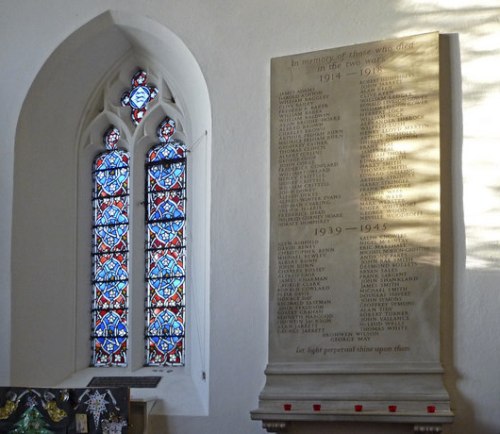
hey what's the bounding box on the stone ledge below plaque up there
[252,406,453,433]
[251,368,453,433]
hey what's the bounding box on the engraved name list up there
[270,33,440,363]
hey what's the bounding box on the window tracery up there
[90,70,186,367]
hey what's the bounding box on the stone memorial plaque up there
[253,32,452,431]
[271,32,440,364]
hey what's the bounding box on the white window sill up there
[56,366,208,416]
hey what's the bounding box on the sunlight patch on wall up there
[395,1,500,269]
[409,0,500,10]
[463,94,500,269]
[460,19,500,269]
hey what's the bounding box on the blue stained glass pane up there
[148,140,185,162]
[147,191,185,221]
[93,196,129,252]
[146,307,184,366]
[95,167,129,197]
[120,70,158,126]
[92,310,128,368]
[148,277,184,307]
[94,197,129,226]
[94,149,129,171]
[92,337,127,367]
[148,249,184,279]
[148,221,184,249]
[94,253,128,282]
[148,162,185,192]
[94,280,127,309]
[94,224,128,252]
[147,336,184,366]
[92,129,129,367]
[129,86,151,110]
[147,307,184,337]
[94,310,127,336]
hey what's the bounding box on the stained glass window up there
[121,70,158,125]
[91,127,129,367]
[145,117,186,366]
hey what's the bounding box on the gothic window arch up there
[89,68,188,368]
[14,11,210,413]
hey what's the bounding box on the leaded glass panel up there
[121,70,158,125]
[91,126,129,367]
[148,161,185,191]
[148,249,185,279]
[145,117,186,366]
[146,307,184,366]
[148,276,184,307]
[148,221,184,249]
[147,190,185,221]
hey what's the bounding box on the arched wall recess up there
[13,10,211,416]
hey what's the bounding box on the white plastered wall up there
[1,1,500,434]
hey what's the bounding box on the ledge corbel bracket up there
[414,424,443,433]
[263,421,288,433]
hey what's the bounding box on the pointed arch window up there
[90,70,187,367]
[91,127,129,367]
